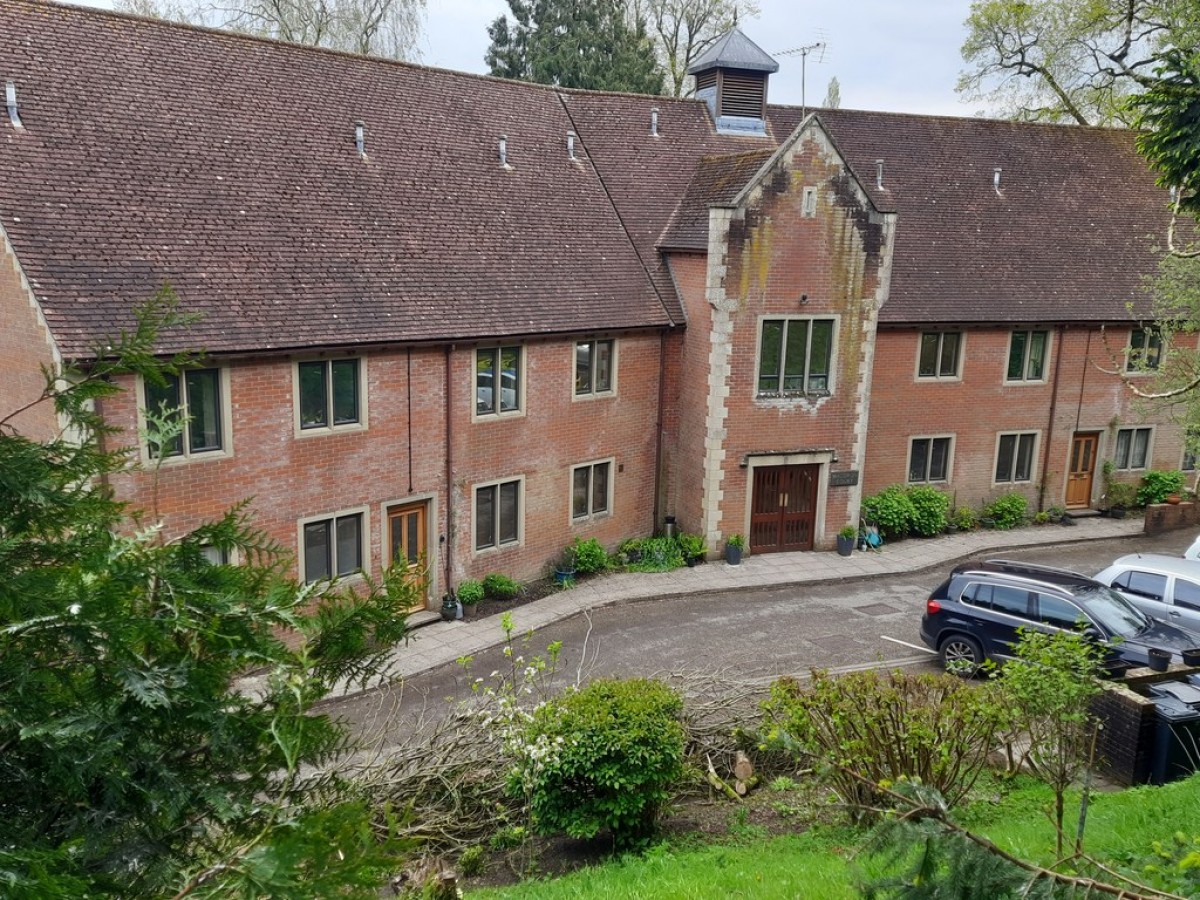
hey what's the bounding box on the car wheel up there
[939,634,985,677]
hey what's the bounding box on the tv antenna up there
[775,37,828,119]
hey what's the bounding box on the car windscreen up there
[1076,585,1151,637]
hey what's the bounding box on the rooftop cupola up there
[687,28,778,136]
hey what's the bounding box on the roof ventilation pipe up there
[6,81,22,129]
[875,158,883,189]
[354,120,365,157]
[567,130,576,160]
[499,134,508,167]
[651,106,659,137]
[994,166,1003,193]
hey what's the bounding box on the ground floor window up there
[476,479,521,550]
[302,512,364,583]
[908,436,951,483]
[996,432,1036,483]
[572,460,612,520]
[1114,427,1151,470]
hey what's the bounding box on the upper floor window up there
[575,339,614,396]
[298,359,362,431]
[996,432,1036,483]
[1006,330,1048,382]
[572,460,612,521]
[1127,327,1162,371]
[475,478,521,551]
[476,346,522,416]
[909,436,951,483]
[917,331,961,380]
[301,511,364,583]
[143,368,225,459]
[757,318,834,395]
[1114,426,1151,470]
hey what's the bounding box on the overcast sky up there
[66,0,983,118]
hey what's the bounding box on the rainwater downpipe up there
[653,330,667,536]
[1039,324,1066,511]
[407,346,414,493]
[444,344,454,595]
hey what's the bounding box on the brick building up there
[0,3,1186,608]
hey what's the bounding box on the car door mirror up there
[1081,627,1103,643]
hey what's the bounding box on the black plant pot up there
[836,535,855,557]
[725,545,743,566]
[440,595,458,622]
[1182,648,1200,667]
[1147,648,1171,672]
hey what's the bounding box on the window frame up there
[755,315,837,398]
[473,476,524,553]
[994,431,1038,484]
[298,506,368,584]
[1004,328,1050,384]
[137,366,233,464]
[801,187,817,218]
[573,338,617,400]
[907,435,953,484]
[1113,426,1153,471]
[915,331,964,381]
[293,357,368,436]
[570,458,614,523]
[1127,326,1163,373]
[474,345,525,420]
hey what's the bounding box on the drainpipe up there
[443,344,454,595]
[653,331,667,537]
[1039,324,1066,511]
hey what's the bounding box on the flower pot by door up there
[725,545,743,566]
[836,535,855,557]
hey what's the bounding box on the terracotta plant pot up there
[1167,494,1182,505]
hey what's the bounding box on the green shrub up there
[570,537,608,575]
[1139,468,1186,505]
[952,505,978,530]
[983,492,1027,529]
[906,486,950,536]
[516,678,685,850]
[456,844,486,877]
[625,536,684,572]
[482,572,519,601]
[1105,480,1139,509]
[760,670,1004,815]
[862,484,916,539]
[456,579,485,606]
[677,532,705,559]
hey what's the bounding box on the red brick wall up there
[97,334,665,600]
[0,233,59,440]
[866,325,1196,511]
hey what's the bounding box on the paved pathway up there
[361,516,1145,696]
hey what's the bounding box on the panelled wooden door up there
[750,464,819,552]
[1066,433,1099,508]
[388,501,430,610]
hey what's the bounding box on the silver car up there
[1094,553,1200,633]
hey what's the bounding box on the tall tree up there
[117,0,425,60]
[626,0,759,97]
[823,75,841,109]
[0,295,418,896]
[957,0,1187,125]
[486,0,665,94]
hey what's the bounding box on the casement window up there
[475,478,521,551]
[1114,427,1152,470]
[571,460,612,521]
[995,432,1037,483]
[143,368,225,459]
[476,346,522,416]
[1127,327,1162,371]
[757,318,834,395]
[908,436,952,483]
[297,358,362,431]
[1006,329,1048,382]
[1184,427,1199,472]
[575,339,614,396]
[917,331,962,379]
[301,511,364,583]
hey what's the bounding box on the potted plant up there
[1104,481,1138,519]
[678,532,706,566]
[725,533,746,566]
[1147,647,1171,672]
[440,593,459,622]
[456,578,484,619]
[554,546,577,586]
[836,525,856,556]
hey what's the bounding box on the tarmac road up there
[330,527,1197,743]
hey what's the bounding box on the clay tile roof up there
[0,0,671,358]
[659,149,774,251]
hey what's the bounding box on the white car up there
[1094,553,1200,634]
[1185,535,1200,561]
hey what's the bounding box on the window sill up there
[143,447,232,466]
[296,422,367,438]
[756,390,832,400]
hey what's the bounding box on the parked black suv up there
[920,559,1200,674]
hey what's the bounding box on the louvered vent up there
[694,70,717,92]
[719,71,765,118]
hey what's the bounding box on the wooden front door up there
[388,501,430,610]
[750,464,819,553]
[1066,433,1099,508]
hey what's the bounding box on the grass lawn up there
[468,774,1200,898]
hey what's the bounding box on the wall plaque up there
[829,470,859,487]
